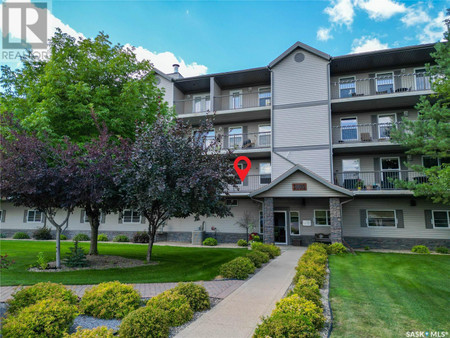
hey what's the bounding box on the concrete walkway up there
[176,246,306,338]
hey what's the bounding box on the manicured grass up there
[329,252,450,337]
[0,240,247,286]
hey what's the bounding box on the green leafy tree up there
[1,29,170,143]
[391,14,450,204]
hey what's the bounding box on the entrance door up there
[274,211,287,244]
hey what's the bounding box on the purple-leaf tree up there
[120,116,237,262]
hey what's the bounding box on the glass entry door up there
[274,211,287,244]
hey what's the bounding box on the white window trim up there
[340,116,359,141]
[259,162,271,185]
[27,209,43,223]
[289,211,301,236]
[122,209,141,224]
[366,209,398,228]
[229,90,243,109]
[377,113,397,139]
[431,210,450,229]
[314,209,331,226]
[380,156,401,182]
[258,87,271,107]
[338,76,356,98]
[375,72,395,92]
[192,94,211,113]
[258,124,271,147]
[342,158,361,172]
[414,67,430,91]
[228,126,243,148]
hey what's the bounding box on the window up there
[376,73,394,93]
[367,210,396,227]
[258,124,271,147]
[193,129,215,149]
[378,114,396,139]
[290,211,300,235]
[415,68,431,91]
[432,211,449,228]
[342,159,360,184]
[314,210,330,226]
[258,88,271,106]
[230,90,242,109]
[259,162,271,184]
[27,210,42,223]
[0,210,3,222]
[259,211,264,234]
[339,77,356,98]
[226,199,238,207]
[340,117,358,141]
[192,95,210,113]
[228,126,243,148]
[423,156,450,168]
[122,209,141,223]
[83,211,105,223]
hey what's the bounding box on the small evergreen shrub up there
[147,290,193,326]
[97,233,109,241]
[288,276,322,307]
[73,233,90,241]
[219,257,255,279]
[113,235,129,242]
[133,231,150,243]
[60,234,68,240]
[300,250,328,266]
[65,326,115,337]
[254,311,319,338]
[79,281,140,319]
[173,282,210,312]
[2,299,78,338]
[63,240,88,268]
[246,250,270,268]
[436,246,449,254]
[120,306,169,338]
[252,243,281,258]
[7,281,78,315]
[36,251,49,270]
[294,262,326,287]
[203,237,218,246]
[13,231,30,239]
[308,243,329,255]
[411,245,430,254]
[33,226,53,240]
[329,242,348,254]
[237,239,248,247]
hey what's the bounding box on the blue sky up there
[2,0,449,76]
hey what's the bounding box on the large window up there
[259,162,271,184]
[225,199,238,207]
[378,114,396,139]
[342,159,360,189]
[339,77,356,98]
[432,211,449,228]
[258,124,271,147]
[27,210,43,223]
[193,129,215,149]
[415,68,431,91]
[230,90,242,109]
[122,209,141,223]
[367,210,396,227]
[423,156,450,168]
[340,117,358,141]
[290,211,300,235]
[193,95,210,113]
[314,210,330,226]
[376,73,394,93]
[258,88,271,107]
[228,126,243,148]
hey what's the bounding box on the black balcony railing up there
[228,174,271,193]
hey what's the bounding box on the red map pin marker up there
[234,156,251,181]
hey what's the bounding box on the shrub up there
[7,281,78,315]
[252,243,281,259]
[294,262,326,288]
[33,226,53,240]
[147,290,193,326]
[97,233,109,241]
[36,251,49,270]
[249,232,261,242]
[436,246,449,254]
[411,245,430,254]
[288,276,322,307]
[237,239,248,247]
[364,246,370,251]
[2,299,78,338]
[308,243,329,255]
[63,240,88,268]
[173,282,210,312]
[300,250,328,266]
[272,294,325,330]
[0,253,15,269]
[60,234,68,240]
[329,242,348,254]
[219,257,255,279]
[73,233,90,241]
[113,235,129,242]
[133,231,150,243]
[65,326,115,337]
[246,250,270,268]
[0,233,6,238]
[254,311,319,338]
[203,237,218,246]
[79,281,140,319]
[13,231,30,239]
[120,306,169,338]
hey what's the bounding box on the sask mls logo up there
[2,2,48,49]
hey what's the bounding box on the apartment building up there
[1,41,449,249]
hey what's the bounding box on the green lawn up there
[329,252,450,337]
[0,240,247,286]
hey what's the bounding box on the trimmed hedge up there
[436,246,449,254]
[113,235,129,242]
[97,234,108,241]
[119,306,169,338]
[294,261,327,288]
[60,234,68,240]
[254,311,319,338]
[33,226,53,240]
[288,276,322,307]
[251,242,281,258]
[65,326,115,337]
[246,250,270,268]
[146,290,193,326]
[412,245,430,254]
[13,232,30,239]
[328,242,347,254]
[173,282,210,312]
[237,239,248,247]
[219,257,255,279]
[73,233,90,242]
[203,237,218,246]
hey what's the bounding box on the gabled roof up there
[249,164,353,198]
[153,68,172,81]
[268,41,331,69]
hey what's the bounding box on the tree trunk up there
[89,217,100,255]
[55,227,61,269]
[146,222,157,263]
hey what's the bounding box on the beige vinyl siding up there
[277,149,331,182]
[272,153,295,179]
[173,87,185,114]
[342,197,450,239]
[156,76,174,107]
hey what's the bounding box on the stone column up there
[329,197,342,243]
[263,197,274,244]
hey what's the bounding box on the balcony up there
[334,170,423,191]
[214,91,271,111]
[221,131,271,151]
[229,174,271,194]
[332,121,402,145]
[174,96,211,116]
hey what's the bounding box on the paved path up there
[0,280,245,302]
[176,246,306,338]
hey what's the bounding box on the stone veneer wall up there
[344,237,450,250]
[263,197,274,244]
[329,197,342,243]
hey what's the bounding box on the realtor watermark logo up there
[406,331,448,337]
[1,1,49,61]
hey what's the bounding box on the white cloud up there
[356,0,406,20]
[317,27,333,41]
[351,36,389,53]
[417,11,448,43]
[400,7,431,27]
[324,0,355,27]
[126,45,208,77]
